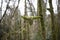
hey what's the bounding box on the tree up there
[37,0,46,40]
[57,0,60,40]
[47,0,57,40]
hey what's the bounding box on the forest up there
[0,0,60,40]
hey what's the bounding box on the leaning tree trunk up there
[37,0,46,40]
[48,0,57,40]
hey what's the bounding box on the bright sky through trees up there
[0,0,57,16]
[46,0,58,15]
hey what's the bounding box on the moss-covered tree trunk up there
[57,0,60,40]
[57,11,60,40]
[37,0,46,40]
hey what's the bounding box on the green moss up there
[21,16,40,20]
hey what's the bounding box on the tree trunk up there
[48,0,57,40]
[37,0,46,40]
[57,0,60,40]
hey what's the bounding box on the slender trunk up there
[23,0,28,40]
[48,0,57,40]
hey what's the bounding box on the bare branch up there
[0,0,11,22]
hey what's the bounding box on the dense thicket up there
[0,0,59,40]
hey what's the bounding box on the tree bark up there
[48,0,57,40]
[37,0,46,40]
